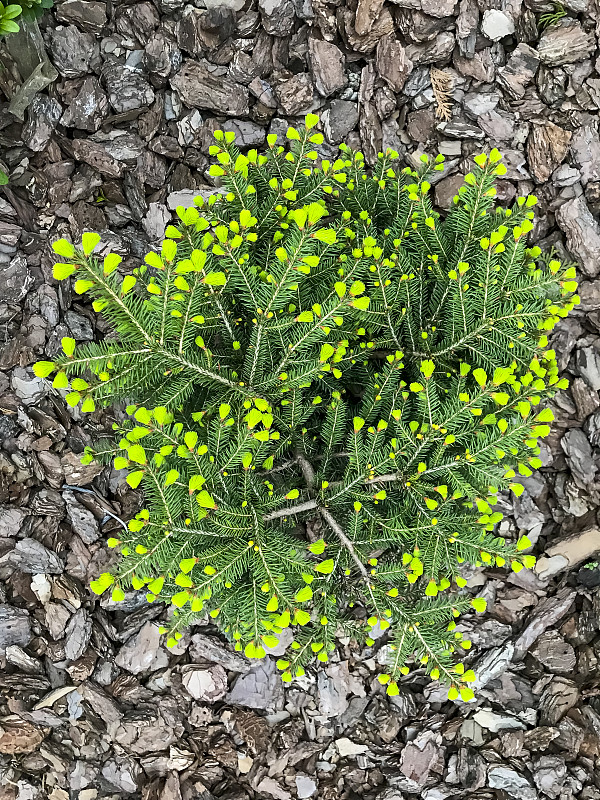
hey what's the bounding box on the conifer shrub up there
[35,115,579,699]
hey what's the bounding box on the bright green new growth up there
[36,115,578,699]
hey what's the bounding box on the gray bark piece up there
[531,631,577,674]
[56,0,108,34]
[115,622,169,675]
[472,643,515,689]
[537,19,595,66]
[64,608,92,661]
[526,122,571,183]
[497,44,539,98]
[354,0,385,36]
[60,77,109,132]
[0,508,27,538]
[308,39,346,97]
[227,657,284,711]
[11,368,46,406]
[561,428,596,488]
[275,73,315,116]
[221,119,266,147]
[5,538,63,574]
[488,767,537,800]
[376,34,413,92]
[258,0,296,36]
[71,139,125,178]
[533,756,567,799]
[0,254,31,304]
[556,194,600,278]
[102,61,155,114]
[22,97,63,152]
[181,664,228,701]
[64,491,99,544]
[537,528,600,578]
[513,587,576,660]
[338,6,394,54]
[49,25,99,77]
[570,125,600,185]
[322,100,360,145]
[189,633,251,672]
[422,0,456,16]
[171,61,249,115]
[79,681,122,731]
[481,9,515,40]
[405,32,455,65]
[0,605,31,655]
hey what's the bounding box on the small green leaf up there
[52,372,69,389]
[189,475,205,493]
[162,239,177,261]
[420,360,435,379]
[536,408,554,423]
[111,587,125,602]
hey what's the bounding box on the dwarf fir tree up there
[35,114,578,699]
